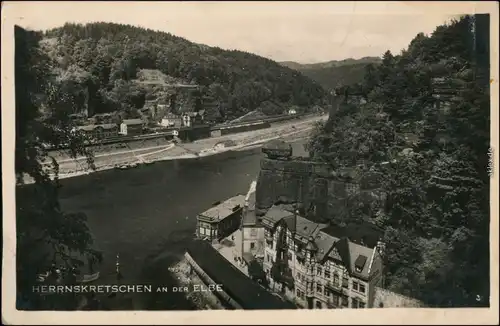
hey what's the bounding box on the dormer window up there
[354,255,367,273]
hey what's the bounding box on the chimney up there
[376,240,386,257]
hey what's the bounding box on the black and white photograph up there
[2,1,498,324]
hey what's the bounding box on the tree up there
[15,25,101,310]
[306,15,490,307]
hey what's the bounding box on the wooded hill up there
[281,57,382,91]
[37,22,327,122]
[307,15,490,307]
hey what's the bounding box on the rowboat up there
[77,272,100,283]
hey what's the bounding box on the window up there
[315,301,322,309]
[341,295,349,307]
[250,228,257,237]
[325,270,331,279]
[342,277,349,288]
[352,281,359,291]
[316,266,323,276]
[250,242,255,249]
[333,273,339,284]
[352,298,365,308]
[316,284,322,294]
[359,284,366,294]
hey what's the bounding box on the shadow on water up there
[140,229,197,310]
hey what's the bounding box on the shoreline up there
[23,116,325,184]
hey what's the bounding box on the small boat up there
[78,272,100,283]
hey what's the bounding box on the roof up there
[122,119,144,125]
[242,210,258,226]
[260,205,380,280]
[320,222,382,248]
[314,231,338,261]
[262,139,292,151]
[262,205,294,228]
[199,195,246,221]
[186,240,296,310]
[346,241,375,279]
[76,124,117,131]
[182,111,200,117]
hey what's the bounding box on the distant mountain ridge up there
[281,56,382,90]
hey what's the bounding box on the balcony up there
[305,289,315,297]
[325,281,343,294]
[326,300,338,309]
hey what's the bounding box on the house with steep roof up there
[261,205,385,309]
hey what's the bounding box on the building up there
[119,119,144,136]
[241,181,265,258]
[196,195,246,241]
[160,113,182,128]
[73,124,119,139]
[181,110,205,127]
[261,205,385,309]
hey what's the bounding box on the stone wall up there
[255,142,384,224]
[255,155,332,223]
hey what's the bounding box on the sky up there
[5,1,481,64]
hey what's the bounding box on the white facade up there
[160,118,175,127]
[243,226,265,257]
[119,123,128,135]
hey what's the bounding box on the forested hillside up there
[281,57,382,91]
[307,15,490,307]
[38,22,326,122]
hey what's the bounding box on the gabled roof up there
[262,205,294,228]
[334,237,352,273]
[261,206,380,280]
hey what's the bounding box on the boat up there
[77,272,100,283]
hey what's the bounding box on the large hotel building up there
[259,203,385,309]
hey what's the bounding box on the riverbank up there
[23,115,325,184]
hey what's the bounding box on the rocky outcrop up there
[255,141,331,223]
[255,140,385,224]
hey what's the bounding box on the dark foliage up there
[306,15,490,307]
[41,22,327,122]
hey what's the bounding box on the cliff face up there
[255,144,331,223]
[255,141,384,224]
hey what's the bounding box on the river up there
[55,139,309,309]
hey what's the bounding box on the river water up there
[55,139,309,309]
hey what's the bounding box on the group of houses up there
[70,101,206,140]
[193,140,423,309]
